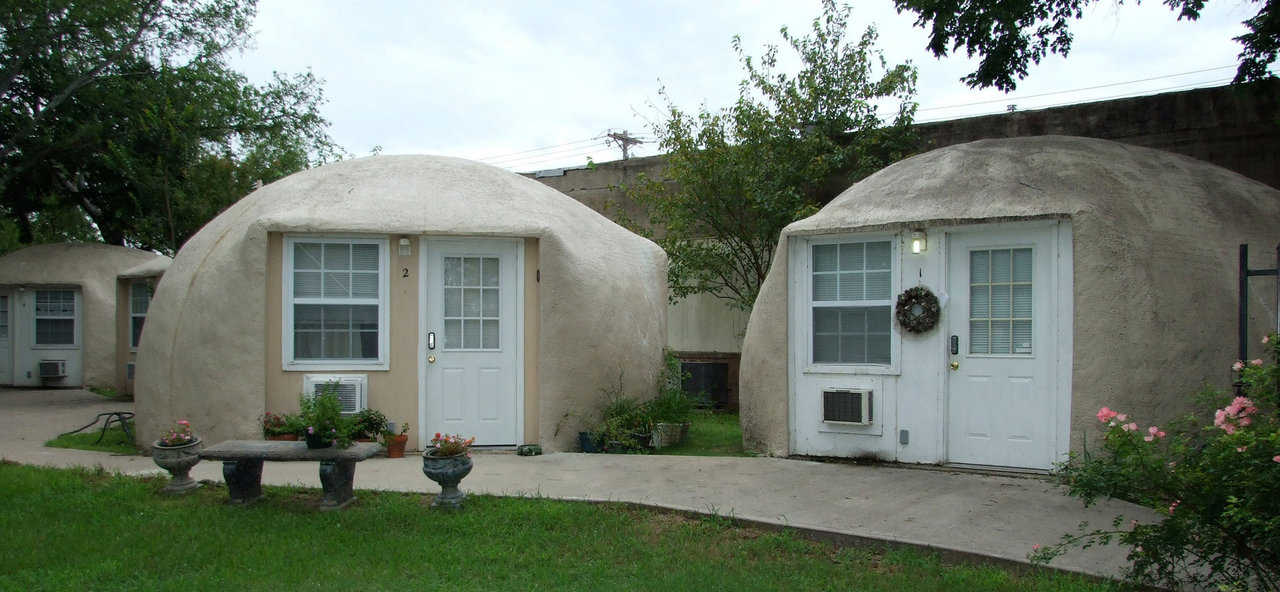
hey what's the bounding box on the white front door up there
[0,292,11,384]
[946,225,1062,470]
[420,238,521,446]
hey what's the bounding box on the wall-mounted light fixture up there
[910,230,927,254]
[398,237,411,257]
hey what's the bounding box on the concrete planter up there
[152,439,202,494]
[422,449,473,509]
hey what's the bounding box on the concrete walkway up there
[1,388,1145,580]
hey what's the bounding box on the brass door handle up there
[427,355,436,364]
[949,361,959,370]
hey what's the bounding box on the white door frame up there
[941,220,1073,469]
[417,237,525,447]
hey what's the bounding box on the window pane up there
[970,251,989,283]
[444,287,461,317]
[1013,320,1032,354]
[463,288,481,316]
[36,318,74,345]
[295,305,322,331]
[130,283,152,314]
[864,241,891,270]
[991,250,1012,283]
[813,274,838,301]
[991,285,1011,318]
[351,272,378,298]
[1012,285,1032,318]
[970,320,989,354]
[444,257,462,286]
[323,243,350,270]
[322,271,350,298]
[322,305,351,331]
[482,289,498,317]
[866,334,891,364]
[36,291,74,317]
[131,317,145,348]
[813,308,839,333]
[351,244,379,271]
[294,243,322,270]
[444,319,462,349]
[813,334,839,363]
[350,305,378,331]
[812,305,890,364]
[991,321,1012,354]
[294,271,322,298]
[294,332,322,359]
[323,331,350,358]
[353,331,378,359]
[1012,249,1032,282]
[837,272,862,301]
[482,258,499,287]
[866,306,891,332]
[0,296,7,339]
[839,308,866,333]
[864,271,891,300]
[463,258,480,286]
[463,319,481,349]
[482,319,499,349]
[813,244,838,272]
[841,335,865,363]
[838,243,863,271]
[970,285,989,318]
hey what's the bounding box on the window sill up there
[802,363,899,376]
[33,344,79,350]
[284,360,388,372]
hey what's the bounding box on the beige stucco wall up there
[667,293,749,354]
[136,155,666,451]
[741,136,1280,457]
[0,243,166,389]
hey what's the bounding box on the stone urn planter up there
[152,439,203,494]
[422,448,472,509]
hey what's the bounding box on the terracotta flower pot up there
[386,434,408,458]
[152,439,202,494]
[266,433,298,441]
[422,448,472,508]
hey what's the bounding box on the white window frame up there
[129,280,153,351]
[798,233,900,374]
[283,235,390,371]
[33,289,79,349]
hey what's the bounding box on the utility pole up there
[605,130,643,160]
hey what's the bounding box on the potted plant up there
[352,408,389,442]
[381,421,409,458]
[152,419,202,494]
[650,352,695,448]
[261,411,301,441]
[422,432,475,508]
[299,390,351,449]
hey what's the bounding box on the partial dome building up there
[0,243,168,389]
[136,156,667,451]
[740,136,1280,470]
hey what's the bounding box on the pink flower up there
[1250,359,1264,367]
[1116,414,1128,422]
[177,420,190,426]
[1232,360,1245,372]
[1121,422,1138,432]
[1032,544,1041,550]
[1096,407,1118,423]
[1169,500,1180,514]
[1238,446,1249,453]
[1272,455,1280,463]
[1264,335,1271,344]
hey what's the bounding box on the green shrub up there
[1033,332,1280,590]
[299,383,353,448]
[351,408,388,440]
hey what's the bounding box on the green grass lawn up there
[0,463,1113,591]
[43,421,138,455]
[656,410,751,456]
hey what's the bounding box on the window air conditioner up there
[302,374,367,415]
[823,389,872,425]
[38,360,67,379]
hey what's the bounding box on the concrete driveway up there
[0,387,1144,581]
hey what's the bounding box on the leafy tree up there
[0,0,340,254]
[621,0,917,311]
[895,0,1279,91]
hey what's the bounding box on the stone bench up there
[199,441,381,510]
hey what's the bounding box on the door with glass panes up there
[946,226,1058,469]
[0,292,10,384]
[420,238,520,446]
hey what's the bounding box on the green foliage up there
[1034,333,1280,590]
[620,0,917,311]
[0,0,341,254]
[895,0,1277,91]
[351,408,388,440]
[44,422,137,454]
[298,384,352,448]
[650,352,696,423]
[654,411,752,457]
[0,463,1108,591]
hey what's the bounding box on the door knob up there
[427,355,436,364]
[949,361,959,370]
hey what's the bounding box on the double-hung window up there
[130,281,153,350]
[35,290,76,346]
[811,239,893,365]
[284,236,388,369]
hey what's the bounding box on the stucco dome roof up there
[787,135,1278,236]
[136,155,667,449]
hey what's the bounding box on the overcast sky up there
[229,0,1258,172]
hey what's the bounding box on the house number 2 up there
[402,267,409,278]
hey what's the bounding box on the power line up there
[915,77,1233,124]
[485,141,608,168]
[475,136,602,162]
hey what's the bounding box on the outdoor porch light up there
[398,237,411,256]
[910,230,927,254]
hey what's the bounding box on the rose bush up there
[1032,333,1280,590]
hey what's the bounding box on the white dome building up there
[740,136,1280,470]
[136,156,667,451]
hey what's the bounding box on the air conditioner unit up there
[38,360,67,379]
[302,374,367,415]
[823,389,872,425]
